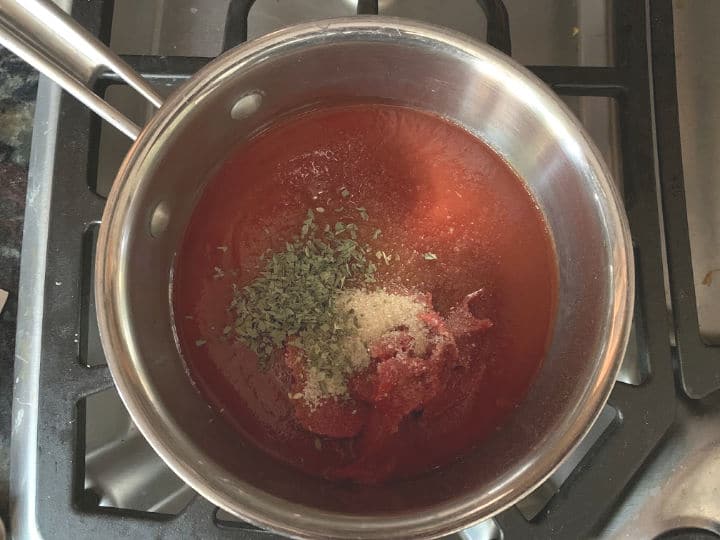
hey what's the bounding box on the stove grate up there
[19,1,696,538]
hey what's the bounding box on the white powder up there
[300,289,430,407]
[337,289,430,357]
[302,366,349,406]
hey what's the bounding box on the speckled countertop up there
[0,47,38,524]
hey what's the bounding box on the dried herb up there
[230,208,381,377]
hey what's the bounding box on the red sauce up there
[173,104,557,483]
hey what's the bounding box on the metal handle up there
[0,0,163,140]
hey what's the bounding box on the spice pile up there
[229,207,386,401]
[228,200,451,407]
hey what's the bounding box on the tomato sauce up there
[173,104,557,483]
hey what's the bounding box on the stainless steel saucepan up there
[0,1,633,538]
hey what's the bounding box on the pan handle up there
[0,0,163,140]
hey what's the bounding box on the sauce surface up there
[173,104,557,482]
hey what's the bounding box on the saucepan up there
[0,1,633,538]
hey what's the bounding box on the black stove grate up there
[27,0,699,538]
[649,1,720,400]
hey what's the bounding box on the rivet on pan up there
[230,92,262,120]
[150,201,170,238]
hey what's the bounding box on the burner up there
[11,1,715,539]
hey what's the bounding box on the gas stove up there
[10,1,720,539]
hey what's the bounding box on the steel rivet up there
[230,92,262,120]
[150,201,170,238]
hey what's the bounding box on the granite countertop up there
[0,47,38,525]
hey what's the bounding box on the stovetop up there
[9,1,720,539]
